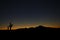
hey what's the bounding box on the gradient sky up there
[0,0,60,30]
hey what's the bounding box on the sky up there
[0,0,60,30]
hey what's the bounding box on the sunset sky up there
[0,0,60,30]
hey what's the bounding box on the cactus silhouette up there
[8,22,13,30]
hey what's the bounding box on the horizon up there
[0,24,60,30]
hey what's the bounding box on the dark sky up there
[0,0,60,29]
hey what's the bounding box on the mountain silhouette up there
[16,25,60,32]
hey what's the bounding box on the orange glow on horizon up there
[0,24,60,30]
